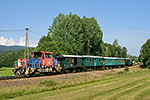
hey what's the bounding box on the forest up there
[0,13,149,67]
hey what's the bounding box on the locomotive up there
[12,51,133,77]
[12,51,61,77]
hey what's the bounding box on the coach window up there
[95,59,96,62]
[90,59,91,62]
[87,59,89,62]
[71,58,73,63]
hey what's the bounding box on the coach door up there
[77,58,82,67]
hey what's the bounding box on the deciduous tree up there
[140,38,150,67]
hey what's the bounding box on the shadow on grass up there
[139,65,146,69]
[0,69,5,71]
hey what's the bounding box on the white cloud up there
[0,36,38,47]
[29,44,38,47]
[16,37,25,46]
[0,36,8,45]
[7,38,16,46]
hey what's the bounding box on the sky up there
[0,0,150,56]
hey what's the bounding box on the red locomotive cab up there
[32,51,53,68]
[42,52,53,68]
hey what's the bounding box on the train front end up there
[12,51,62,77]
[12,58,28,77]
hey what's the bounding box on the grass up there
[1,66,150,100]
[0,67,14,76]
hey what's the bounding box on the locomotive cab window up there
[42,55,44,59]
[34,54,41,58]
[45,54,52,59]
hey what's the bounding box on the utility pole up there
[24,28,29,58]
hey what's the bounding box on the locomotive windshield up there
[45,54,53,59]
[34,54,41,58]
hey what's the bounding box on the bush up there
[40,79,58,86]
[117,71,126,74]
[124,67,129,72]
[147,66,150,69]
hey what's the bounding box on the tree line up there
[0,48,34,67]
[36,13,128,57]
[1,12,142,67]
[139,39,150,68]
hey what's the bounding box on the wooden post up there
[24,28,29,58]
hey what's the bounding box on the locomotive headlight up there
[48,60,50,63]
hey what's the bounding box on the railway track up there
[0,64,142,88]
[0,63,141,81]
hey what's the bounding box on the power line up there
[30,30,44,36]
[0,29,44,36]
[0,30,24,32]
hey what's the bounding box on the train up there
[12,51,133,77]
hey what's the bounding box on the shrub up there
[124,67,129,72]
[40,79,58,86]
[117,71,126,74]
[147,65,150,69]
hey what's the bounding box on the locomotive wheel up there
[15,70,21,77]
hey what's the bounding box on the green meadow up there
[0,67,14,76]
[1,66,150,100]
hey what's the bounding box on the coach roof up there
[55,54,82,58]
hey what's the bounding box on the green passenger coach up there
[54,55,83,68]
[124,58,133,66]
[54,54,132,73]
[82,55,103,67]
[103,57,117,66]
[116,58,125,66]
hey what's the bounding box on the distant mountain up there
[0,45,25,54]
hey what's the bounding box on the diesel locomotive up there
[12,51,133,77]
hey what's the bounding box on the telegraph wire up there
[0,29,24,32]
[29,30,44,36]
[0,29,44,36]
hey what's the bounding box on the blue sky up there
[0,0,150,56]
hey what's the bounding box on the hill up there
[0,45,25,54]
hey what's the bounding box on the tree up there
[103,39,127,58]
[0,50,17,67]
[16,48,35,59]
[122,47,127,58]
[37,35,52,47]
[140,38,150,67]
[37,13,129,57]
[48,13,85,55]
[117,45,122,58]
[138,54,143,62]
[0,53,2,57]
[36,41,67,55]
[82,16,103,55]
[112,39,119,57]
